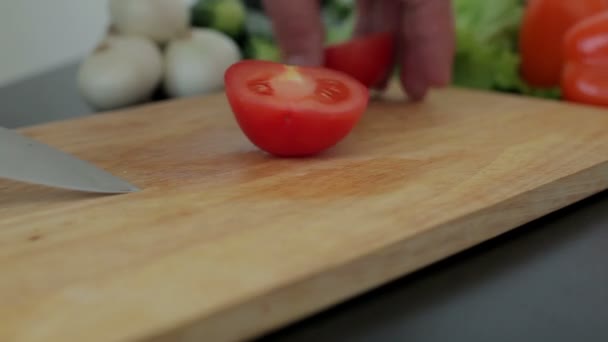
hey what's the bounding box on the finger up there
[353,0,374,36]
[399,0,455,100]
[262,0,325,66]
[354,0,401,90]
[355,0,401,36]
[371,0,401,90]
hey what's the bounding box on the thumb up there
[262,0,324,66]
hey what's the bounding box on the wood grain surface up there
[2,84,608,342]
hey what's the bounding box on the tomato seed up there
[315,79,349,103]
[247,80,274,95]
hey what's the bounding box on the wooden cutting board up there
[2,84,608,342]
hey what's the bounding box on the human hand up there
[262,0,455,100]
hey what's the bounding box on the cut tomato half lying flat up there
[324,31,396,88]
[224,60,369,157]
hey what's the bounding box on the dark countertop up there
[2,62,607,342]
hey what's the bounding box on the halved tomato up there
[224,60,369,157]
[324,31,396,88]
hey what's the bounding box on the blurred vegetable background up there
[77,0,608,111]
[452,0,561,99]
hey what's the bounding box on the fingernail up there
[403,77,428,101]
[429,73,450,87]
[427,65,452,87]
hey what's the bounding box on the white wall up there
[0,0,199,87]
[0,0,109,86]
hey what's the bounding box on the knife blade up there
[0,126,140,193]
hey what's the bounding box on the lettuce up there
[452,0,561,99]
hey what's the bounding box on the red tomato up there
[561,62,608,106]
[519,0,608,87]
[563,11,608,65]
[324,31,396,88]
[561,11,608,107]
[224,60,369,157]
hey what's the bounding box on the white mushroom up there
[77,34,163,111]
[163,28,242,98]
[109,0,190,45]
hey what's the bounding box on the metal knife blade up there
[0,126,140,193]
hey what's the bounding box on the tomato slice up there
[324,31,396,88]
[561,62,608,106]
[519,0,608,87]
[563,11,608,65]
[561,11,608,107]
[224,60,369,157]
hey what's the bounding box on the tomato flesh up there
[561,62,608,106]
[324,31,396,88]
[561,11,608,107]
[519,0,608,87]
[224,60,369,157]
[563,11,608,65]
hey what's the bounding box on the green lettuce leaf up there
[452,0,561,99]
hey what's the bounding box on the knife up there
[0,126,140,193]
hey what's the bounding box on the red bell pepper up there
[561,11,608,107]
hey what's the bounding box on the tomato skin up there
[563,11,608,65]
[324,31,396,88]
[561,11,608,107]
[519,0,608,87]
[561,62,608,106]
[224,60,369,157]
